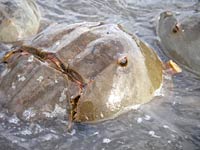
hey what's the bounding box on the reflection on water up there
[0,0,200,150]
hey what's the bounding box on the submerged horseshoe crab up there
[0,22,169,126]
[157,11,200,76]
[0,0,40,42]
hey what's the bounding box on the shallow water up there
[0,0,200,150]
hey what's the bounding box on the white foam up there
[23,108,36,120]
[102,138,111,144]
[90,131,99,136]
[172,101,176,106]
[163,125,170,129]
[148,131,161,138]
[68,129,76,136]
[21,129,32,135]
[8,114,20,124]
[34,124,44,134]
[163,125,177,133]
[137,117,143,124]
[11,140,18,144]
[144,115,151,121]
[168,140,172,144]
[41,134,59,141]
[0,112,5,119]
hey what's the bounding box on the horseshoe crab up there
[0,0,40,42]
[157,11,200,76]
[0,22,168,125]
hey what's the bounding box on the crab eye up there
[172,23,180,33]
[118,56,128,67]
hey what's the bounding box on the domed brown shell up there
[0,22,163,122]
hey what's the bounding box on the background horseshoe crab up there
[0,0,199,150]
[157,11,200,76]
[0,0,41,43]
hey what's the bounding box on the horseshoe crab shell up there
[0,22,163,122]
[0,0,40,42]
[157,11,200,76]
